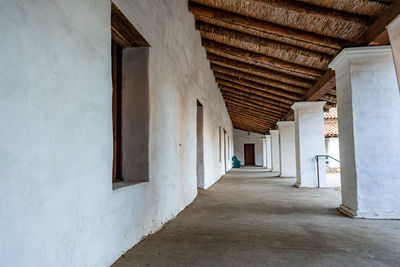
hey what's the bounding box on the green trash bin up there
[232,156,241,168]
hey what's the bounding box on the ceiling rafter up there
[226,106,279,123]
[188,2,347,50]
[225,101,284,119]
[197,22,332,69]
[245,0,372,26]
[213,71,302,100]
[210,64,307,95]
[202,38,323,79]
[208,54,313,88]
[217,78,294,105]
[188,0,397,133]
[220,87,289,113]
[230,118,270,129]
[222,96,285,118]
[282,2,400,121]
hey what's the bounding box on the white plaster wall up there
[330,47,400,218]
[292,102,326,187]
[262,137,267,168]
[266,135,272,169]
[277,122,296,177]
[325,137,340,168]
[233,129,263,166]
[0,1,233,266]
[270,130,281,172]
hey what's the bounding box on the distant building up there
[324,108,340,172]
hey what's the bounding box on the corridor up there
[114,168,400,266]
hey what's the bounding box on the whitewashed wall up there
[325,137,340,168]
[0,0,233,266]
[277,122,296,177]
[233,129,264,166]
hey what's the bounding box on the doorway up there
[244,144,255,165]
[223,129,227,173]
[196,100,204,188]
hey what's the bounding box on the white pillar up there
[262,136,267,168]
[277,121,296,177]
[270,130,280,173]
[266,135,272,170]
[292,102,326,187]
[330,46,400,219]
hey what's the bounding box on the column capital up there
[291,101,326,111]
[329,46,392,71]
[277,121,295,128]
[269,130,279,135]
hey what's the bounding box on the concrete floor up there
[113,167,400,266]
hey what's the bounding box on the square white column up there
[277,121,296,177]
[270,130,280,172]
[262,136,267,168]
[266,135,272,170]
[292,102,326,187]
[330,46,400,219]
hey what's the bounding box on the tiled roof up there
[324,107,337,120]
[324,107,338,137]
[325,121,338,137]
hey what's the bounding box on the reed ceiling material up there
[189,0,395,134]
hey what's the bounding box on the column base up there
[293,182,320,188]
[293,182,301,188]
[338,204,400,220]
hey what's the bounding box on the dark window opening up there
[219,127,221,162]
[111,3,150,186]
[112,40,123,182]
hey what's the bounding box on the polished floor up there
[113,168,400,266]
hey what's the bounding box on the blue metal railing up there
[315,155,341,188]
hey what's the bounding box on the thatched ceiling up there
[189,0,399,134]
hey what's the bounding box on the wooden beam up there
[222,93,287,117]
[198,22,332,69]
[284,110,295,121]
[232,118,268,129]
[232,123,267,134]
[214,71,301,100]
[208,54,313,88]
[227,106,285,121]
[228,111,275,125]
[188,2,347,50]
[234,127,265,135]
[356,1,400,45]
[111,3,149,47]
[226,105,278,123]
[369,30,390,46]
[278,1,400,123]
[217,78,294,105]
[226,102,282,119]
[303,70,336,101]
[222,96,284,118]
[230,118,270,129]
[224,99,283,120]
[211,64,307,94]
[320,94,337,104]
[202,39,323,79]
[220,86,290,112]
[230,115,271,126]
[245,0,371,26]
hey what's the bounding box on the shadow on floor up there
[113,167,400,267]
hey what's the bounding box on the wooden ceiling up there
[189,0,400,134]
